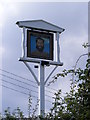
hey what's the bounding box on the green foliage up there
[48,59,90,120]
[4,107,24,119]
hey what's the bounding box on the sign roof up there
[16,19,65,33]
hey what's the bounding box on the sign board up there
[27,30,53,60]
[16,20,65,64]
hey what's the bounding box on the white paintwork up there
[19,57,63,66]
[38,63,45,117]
[56,32,60,62]
[44,66,57,85]
[16,20,65,33]
[22,27,25,57]
[23,62,39,85]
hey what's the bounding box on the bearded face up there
[36,39,44,52]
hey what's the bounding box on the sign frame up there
[27,30,54,60]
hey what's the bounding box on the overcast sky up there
[0,0,88,117]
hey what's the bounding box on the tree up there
[47,58,90,120]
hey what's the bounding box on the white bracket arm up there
[44,66,57,85]
[23,61,39,85]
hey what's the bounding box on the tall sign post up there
[16,20,65,117]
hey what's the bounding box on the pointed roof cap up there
[16,19,65,33]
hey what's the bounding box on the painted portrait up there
[27,30,53,60]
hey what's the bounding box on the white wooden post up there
[38,63,45,117]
